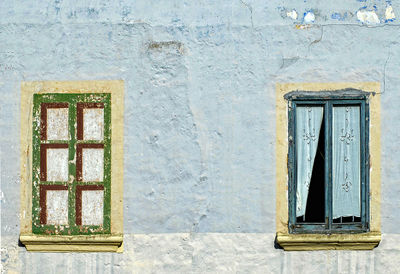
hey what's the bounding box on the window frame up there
[287,96,369,234]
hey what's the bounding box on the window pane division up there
[295,106,325,223]
[332,106,361,223]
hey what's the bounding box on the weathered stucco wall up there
[1,0,400,272]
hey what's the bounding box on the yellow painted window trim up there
[19,80,124,252]
[276,232,381,251]
[275,82,381,251]
[19,234,123,252]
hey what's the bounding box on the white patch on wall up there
[385,6,395,21]
[304,11,315,23]
[82,148,104,181]
[47,108,69,140]
[83,108,104,140]
[47,148,69,181]
[46,190,68,225]
[287,10,298,20]
[357,10,380,24]
[81,190,104,225]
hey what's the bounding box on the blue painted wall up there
[1,0,400,272]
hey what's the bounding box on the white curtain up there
[296,106,324,217]
[332,106,361,218]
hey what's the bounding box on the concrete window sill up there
[276,232,381,251]
[19,234,123,252]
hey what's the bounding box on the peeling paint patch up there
[280,57,300,69]
[287,9,298,20]
[303,11,315,24]
[147,41,184,55]
[385,6,395,22]
[295,24,312,30]
[331,12,347,21]
[356,10,380,24]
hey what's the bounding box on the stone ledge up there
[276,232,381,251]
[19,234,123,252]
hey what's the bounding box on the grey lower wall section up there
[2,234,400,273]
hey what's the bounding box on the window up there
[32,94,111,234]
[20,81,124,252]
[275,83,381,250]
[286,93,368,233]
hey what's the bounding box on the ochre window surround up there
[20,80,124,252]
[275,82,381,251]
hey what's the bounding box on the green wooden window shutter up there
[32,93,111,235]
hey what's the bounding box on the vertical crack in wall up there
[307,25,324,52]
[239,0,254,28]
[382,42,395,95]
